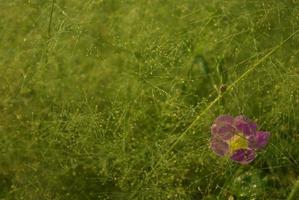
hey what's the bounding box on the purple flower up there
[210,115,270,164]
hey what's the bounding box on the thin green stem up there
[287,180,299,200]
[48,0,55,38]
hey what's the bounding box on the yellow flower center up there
[229,134,248,155]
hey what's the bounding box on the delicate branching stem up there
[48,0,55,38]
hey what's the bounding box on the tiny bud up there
[220,84,227,93]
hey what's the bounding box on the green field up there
[1,0,299,199]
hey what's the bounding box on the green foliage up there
[1,0,299,199]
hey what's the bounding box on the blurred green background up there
[1,0,299,199]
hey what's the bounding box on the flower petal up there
[211,115,235,140]
[234,115,257,137]
[214,115,234,124]
[249,131,270,150]
[230,148,256,164]
[210,137,229,156]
